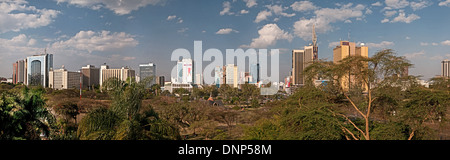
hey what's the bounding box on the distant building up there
[225,64,238,88]
[173,58,194,84]
[27,53,53,87]
[99,64,135,87]
[292,24,318,86]
[81,65,100,89]
[139,63,156,85]
[156,76,165,86]
[49,67,80,90]
[214,66,224,87]
[250,63,259,84]
[195,73,203,85]
[333,41,368,91]
[443,60,450,78]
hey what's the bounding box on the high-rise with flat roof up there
[26,54,53,87]
[333,41,368,91]
[100,64,135,87]
[139,63,156,85]
[81,65,100,89]
[225,64,238,88]
[443,60,450,78]
[292,24,318,86]
[49,67,80,90]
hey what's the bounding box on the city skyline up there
[2,0,450,81]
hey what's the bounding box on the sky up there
[1,0,450,81]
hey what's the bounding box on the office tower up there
[195,73,203,85]
[225,64,238,88]
[26,53,53,87]
[214,66,223,87]
[13,59,26,84]
[443,60,450,78]
[250,63,259,84]
[156,76,165,86]
[139,63,156,85]
[182,58,193,84]
[100,64,135,86]
[12,62,18,84]
[292,25,318,86]
[49,67,80,90]
[173,58,194,84]
[333,41,369,91]
[81,65,100,89]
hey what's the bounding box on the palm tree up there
[0,87,54,140]
[77,78,180,140]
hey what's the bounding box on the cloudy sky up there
[1,0,450,81]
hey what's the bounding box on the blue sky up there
[1,0,450,81]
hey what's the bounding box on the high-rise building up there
[225,64,238,88]
[49,67,80,90]
[214,66,224,87]
[26,54,53,87]
[81,65,100,89]
[139,63,156,85]
[173,58,194,84]
[195,73,203,85]
[250,63,259,84]
[443,60,450,78]
[333,41,369,91]
[100,64,135,86]
[292,24,318,86]
[156,76,165,86]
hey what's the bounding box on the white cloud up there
[266,4,296,17]
[55,0,163,15]
[240,9,249,14]
[122,56,136,61]
[51,30,139,53]
[241,23,293,48]
[439,0,450,6]
[441,40,450,46]
[0,0,60,33]
[372,1,383,6]
[0,34,41,57]
[410,0,432,11]
[293,3,366,40]
[177,28,188,33]
[215,28,239,34]
[384,10,398,17]
[167,15,177,20]
[243,0,257,8]
[403,50,425,59]
[254,10,272,23]
[384,0,410,10]
[405,36,411,40]
[390,10,420,23]
[220,1,234,15]
[365,41,395,48]
[328,41,340,48]
[291,1,317,12]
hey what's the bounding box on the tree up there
[0,87,54,140]
[77,78,181,140]
[304,49,413,140]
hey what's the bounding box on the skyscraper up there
[292,24,318,86]
[250,63,259,84]
[443,60,450,78]
[26,53,53,87]
[333,41,368,91]
[139,63,156,85]
[100,64,135,87]
[173,58,194,84]
[49,67,80,90]
[225,64,238,88]
[214,66,223,87]
[81,65,100,89]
